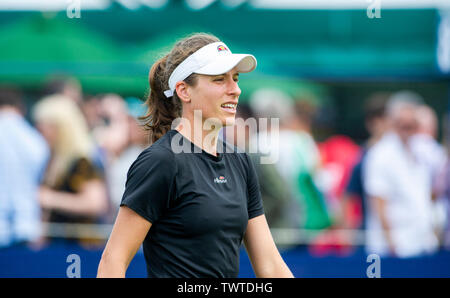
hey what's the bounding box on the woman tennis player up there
[97,33,293,278]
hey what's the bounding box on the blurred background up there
[1,0,450,277]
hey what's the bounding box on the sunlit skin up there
[174,67,241,156]
[185,68,241,126]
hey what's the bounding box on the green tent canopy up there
[0,15,122,62]
[0,5,444,96]
[0,14,147,95]
[133,26,212,63]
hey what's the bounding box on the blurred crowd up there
[1,77,450,259]
[0,78,149,249]
[223,87,450,259]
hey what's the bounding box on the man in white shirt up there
[363,95,438,258]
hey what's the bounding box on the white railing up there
[41,222,367,246]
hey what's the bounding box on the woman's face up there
[187,67,241,127]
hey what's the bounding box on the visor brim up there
[194,54,257,75]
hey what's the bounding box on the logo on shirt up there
[214,175,227,184]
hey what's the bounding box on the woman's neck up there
[175,115,222,156]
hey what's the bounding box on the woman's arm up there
[39,180,108,217]
[243,214,294,278]
[97,206,151,277]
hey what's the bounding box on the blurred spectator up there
[321,93,389,256]
[249,88,330,231]
[339,92,390,230]
[79,95,109,174]
[224,103,292,229]
[411,104,448,246]
[81,95,104,132]
[106,97,149,217]
[435,110,450,250]
[32,95,108,244]
[363,93,438,257]
[0,86,49,248]
[311,135,360,256]
[317,136,360,220]
[92,94,130,160]
[411,104,447,187]
[42,76,83,105]
[437,154,450,250]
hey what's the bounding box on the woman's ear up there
[175,81,191,103]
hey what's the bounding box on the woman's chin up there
[222,116,236,127]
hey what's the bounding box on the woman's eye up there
[214,77,224,81]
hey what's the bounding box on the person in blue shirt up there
[0,86,50,248]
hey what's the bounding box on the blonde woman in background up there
[33,95,109,244]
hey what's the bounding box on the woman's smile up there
[220,102,238,114]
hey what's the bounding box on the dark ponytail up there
[140,33,220,144]
[141,55,182,143]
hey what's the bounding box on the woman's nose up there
[227,78,241,97]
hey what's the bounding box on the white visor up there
[164,41,257,98]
